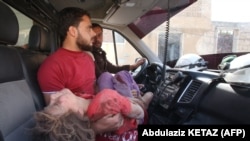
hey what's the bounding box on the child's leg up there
[140,92,154,110]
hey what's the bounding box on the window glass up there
[10,6,33,47]
[142,0,250,62]
[216,29,234,53]
[158,32,181,62]
[102,29,142,66]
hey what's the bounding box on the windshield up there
[141,0,250,69]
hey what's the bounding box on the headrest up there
[0,1,19,45]
[28,25,50,52]
[0,46,24,83]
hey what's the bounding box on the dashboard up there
[142,64,250,125]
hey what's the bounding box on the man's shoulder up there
[84,51,95,61]
[40,49,65,67]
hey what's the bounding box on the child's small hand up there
[131,89,138,98]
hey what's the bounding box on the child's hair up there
[32,111,95,141]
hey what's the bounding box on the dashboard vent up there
[178,80,202,103]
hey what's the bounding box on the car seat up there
[0,1,37,141]
[16,24,51,110]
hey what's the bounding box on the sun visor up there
[103,0,158,25]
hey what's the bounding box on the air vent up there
[178,80,202,103]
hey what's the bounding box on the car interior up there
[0,2,37,141]
[0,1,58,140]
[1,0,250,141]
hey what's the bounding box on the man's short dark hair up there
[58,7,91,44]
[92,23,103,30]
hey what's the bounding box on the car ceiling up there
[3,0,197,37]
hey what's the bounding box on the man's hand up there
[91,113,124,134]
[130,58,146,70]
[136,58,146,66]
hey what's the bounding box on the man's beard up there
[93,41,102,48]
[76,31,93,52]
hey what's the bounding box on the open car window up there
[102,28,142,66]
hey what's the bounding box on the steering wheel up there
[131,58,148,78]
